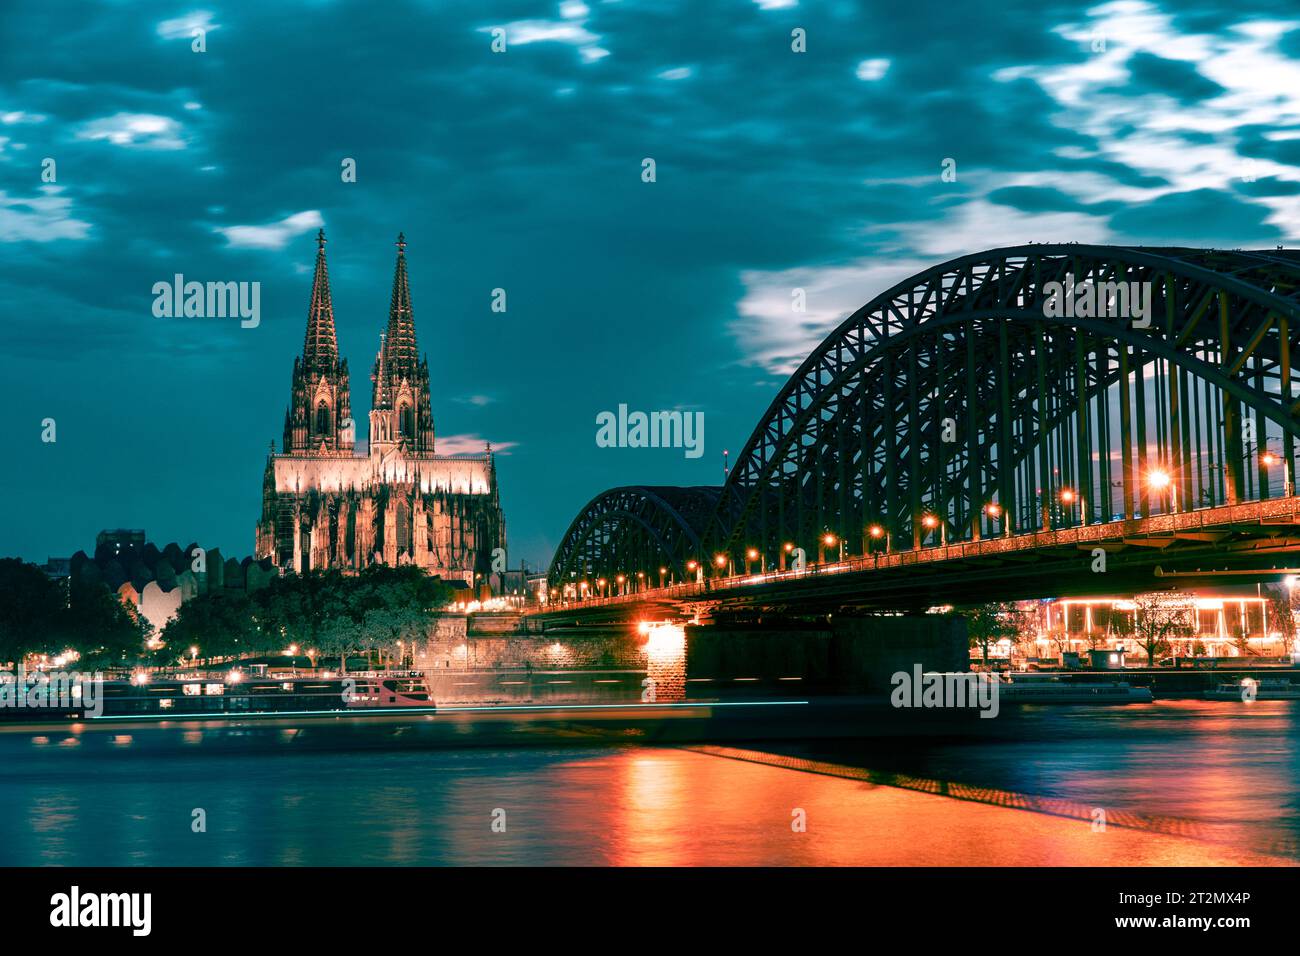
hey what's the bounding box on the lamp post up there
[1261,450,1293,498]
[867,523,891,554]
[1058,487,1077,527]
[920,513,945,547]
[1146,467,1173,513]
[984,502,1010,538]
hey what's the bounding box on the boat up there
[1207,677,1300,701]
[0,670,436,721]
[992,672,1153,704]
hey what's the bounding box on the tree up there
[1131,592,1196,664]
[164,591,258,661]
[147,565,454,671]
[1045,623,1072,662]
[316,613,364,675]
[963,602,1018,665]
[0,558,64,666]
[1262,584,1294,657]
[59,575,150,666]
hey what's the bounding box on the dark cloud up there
[1106,53,1226,103]
[0,0,1295,567]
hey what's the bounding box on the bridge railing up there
[535,496,1300,614]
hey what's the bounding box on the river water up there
[1,699,1295,866]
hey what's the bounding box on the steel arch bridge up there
[548,244,1300,592]
[548,486,727,596]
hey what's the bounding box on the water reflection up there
[0,700,1294,866]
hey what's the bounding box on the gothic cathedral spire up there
[370,233,435,455]
[303,228,339,368]
[384,232,419,378]
[283,229,352,454]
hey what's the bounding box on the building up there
[975,588,1295,664]
[96,529,145,555]
[71,532,278,636]
[255,232,506,584]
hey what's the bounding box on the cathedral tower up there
[283,229,353,455]
[370,233,435,457]
[257,230,505,583]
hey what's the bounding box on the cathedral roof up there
[302,229,339,369]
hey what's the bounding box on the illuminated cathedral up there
[255,231,505,583]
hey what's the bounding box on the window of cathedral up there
[316,401,331,435]
[400,404,414,439]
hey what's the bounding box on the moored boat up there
[0,670,436,721]
[1207,677,1300,701]
[993,673,1154,704]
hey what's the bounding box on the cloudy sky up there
[3,0,1300,568]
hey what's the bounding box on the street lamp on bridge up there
[1260,450,1294,497]
[920,513,946,547]
[1146,466,1174,513]
[983,501,1010,538]
[867,523,891,554]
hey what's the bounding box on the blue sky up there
[3,0,1300,568]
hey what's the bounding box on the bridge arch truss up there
[550,244,1300,587]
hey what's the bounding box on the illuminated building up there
[255,232,506,581]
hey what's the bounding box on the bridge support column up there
[685,616,968,695]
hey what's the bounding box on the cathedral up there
[255,231,506,584]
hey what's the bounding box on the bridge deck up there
[533,497,1300,621]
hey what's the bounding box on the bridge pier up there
[686,615,969,694]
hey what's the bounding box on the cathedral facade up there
[255,232,505,584]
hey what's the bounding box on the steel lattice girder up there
[551,244,1300,585]
[549,486,724,585]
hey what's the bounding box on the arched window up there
[400,404,414,438]
[316,401,330,435]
